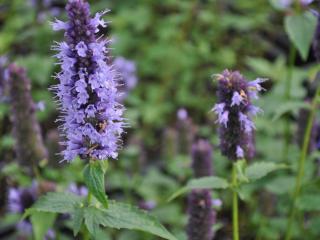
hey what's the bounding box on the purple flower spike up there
[191,139,213,177]
[8,64,48,167]
[212,70,265,160]
[52,0,124,162]
[187,190,215,240]
[187,139,216,240]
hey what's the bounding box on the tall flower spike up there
[187,190,215,240]
[187,139,215,240]
[176,108,197,155]
[51,0,124,161]
[8,64,48,167]
[191,139,213,177]
[212,70,265,160]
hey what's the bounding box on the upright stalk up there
[283,44,297,163]
[87,192,92,205]
[232,163,240,240]
[284,85,320,240]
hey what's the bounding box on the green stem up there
[232,163,240,240]
[294,0,301,13]
[83,226,91,240]
[82,192,93,240]
[284,85,320,240]
[283,44,297,163]
[87,191,92,205]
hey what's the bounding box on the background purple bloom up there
[191,139,213,178]
[7,64,48,167]
[114,56,138,101]
[187,190,215,240]
[68,183,88,196]
[187,139,215,240]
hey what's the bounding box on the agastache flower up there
[176,108,197,154]
[212,70,265,160]
[51,0,124,162]
[187,190,215,240]
[187,139,215,240]
[191,139,213,178]
[8,64,48,167]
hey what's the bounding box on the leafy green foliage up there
[297,194,320,211]
[285,12,317,60]
[30,212,56,240]
[245,162,287,181]
[84,202,178,240]
[168,176,229,201]
[32,192,83,213]
[83,162,109,208]
[71,207,85,236]
[26,191,177,240]
[272,101,311,121]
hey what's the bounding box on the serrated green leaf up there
[71,207,84,236]
[32,192,83,213]
[84,207,102,237]
[83,162,108,208]
[235,159,249,183]
[245,162,286,181]
[30,212,56,240]
[272,101,311,122]
[84,202,177,240]
[285,12,317,60]
[297,194,320,211]
[265,176,295,194]
[188,176,229,189]
[168,176,229,201]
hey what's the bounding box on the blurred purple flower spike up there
[68,183,88,196]
[212,70,265,160]
[114,56,138,101]
[8,64,48,167]
[187,139,215,240]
